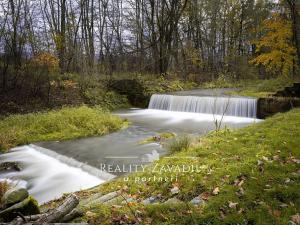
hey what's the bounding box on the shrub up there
[167,135,192,153]
[83,89,129,110]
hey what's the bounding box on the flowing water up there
[0,89,261,203]
[148,94,257,118]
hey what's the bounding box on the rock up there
[164,198,181,204]
[0,196,40,222]
[0,162,21,172]
[170,186,180,195]
[142,196,157,205]
[121,197,136,205]
[257,96,300,119]
[2,187,29,207]
[190,196,204,206]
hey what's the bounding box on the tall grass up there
[0,106,127,151]
[167,135,192,153]
[0,181,9,203]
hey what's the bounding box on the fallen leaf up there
[238,208,244,214]
[212,187,220,195]
[291,158,300,164]
[236,187,245,197]
[268,208,281,217]
[279,203,288,208]
[171,186,180,194]
[200,192,211,201]
[228,201,238,209]
[291,213,300,224]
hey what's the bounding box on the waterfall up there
[148,94,257,118]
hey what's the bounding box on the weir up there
[148,94,257,118]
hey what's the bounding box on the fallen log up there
[36,194,79,223]
[6,194,82,225]
[61,208,83,223]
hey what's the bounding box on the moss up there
[0,106,128,151]
[76,108,300,224]
[0,196,40,222]
[22,196,40,216]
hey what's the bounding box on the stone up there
[2,187,29,207]
[170,186,180,195]
[164,198,181,204]
[142,196,157,205]
[0,162,21,172]
[0,196,40,222]
[190,196,204,206]
[257,96,300,119]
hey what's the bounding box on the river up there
[0,89,261,203]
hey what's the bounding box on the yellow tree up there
[250,13,297,77]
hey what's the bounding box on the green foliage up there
[83,89,130,110]
[143,75,198,96]
[202,73,236,89]
[79,108,300,225]
[0,106,127,151]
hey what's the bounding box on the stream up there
[0,89,261,204]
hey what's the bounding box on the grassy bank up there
[228,78,294,98]
[0,106,128,151]
[75,108,300,225]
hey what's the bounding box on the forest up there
[0,0,300,225]
[0,0,299,113]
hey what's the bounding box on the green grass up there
[226,77,294,98]
[0,106,128,151]
[77,108,300,225]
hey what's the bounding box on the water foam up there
[148,94,257,118]
[0,145,113,203]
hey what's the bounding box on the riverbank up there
[0,106,128,152]
[0,75,293,117]
[64,108,300,225]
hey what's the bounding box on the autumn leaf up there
[291,213,300,224]
[200,192,211,201]
[228,201,238,209]
[212,187,220,195]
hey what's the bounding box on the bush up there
[83,89,129,110]
[0,106,127,151]
[167,135,192,153]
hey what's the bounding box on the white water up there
[148,94,257,118]
[0,145,107,204]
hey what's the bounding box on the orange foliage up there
[30,52,59,72]
[250,13,296,77]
